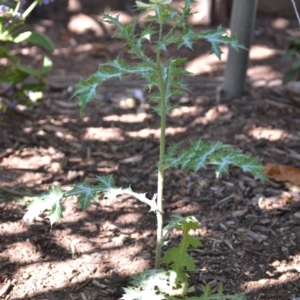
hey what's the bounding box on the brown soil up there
[1,4,300,300]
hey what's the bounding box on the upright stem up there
[22,0,39,19]
[155,6,167,269]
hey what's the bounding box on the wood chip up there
[0,280,12,297]
[247,229,267,243]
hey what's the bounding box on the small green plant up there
[282,36,300,83]
[0,0,54,116]
[23,0,264,298]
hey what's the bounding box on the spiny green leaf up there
[129,269,172,292]
[162,215,200,285]
[122,187,157,212]
[102,13,123,30]
[163,214,191,237]
[162,247,193,283]
[24,175,156,226]
[66,175,157,212]
[156,34,179,51]
[48,199,64,226]
[178,26,195,49]
[95,174,117,189]
[162,140,265,180]
[209,149,239,176]
[140,26,156,42]
[236,154,266,181]
[184,283,246,299]
[122,269,170,300]
[23,186,65,225]
[66,179,100,210]
[196,26,246,59]
[74,57,158,116]
[74,69,122,116]
[104,58,152,76]
[182,0,196,18]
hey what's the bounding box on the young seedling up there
[23,0,264,298]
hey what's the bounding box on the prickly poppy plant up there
[23,0,264,298]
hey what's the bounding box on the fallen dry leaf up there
[264,162,300,186]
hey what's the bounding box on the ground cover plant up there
[23,0,266,298]
[281,0,300,83]
[0,0,54,116]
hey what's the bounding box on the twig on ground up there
[0,280,12,298]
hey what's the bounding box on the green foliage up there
[0,0,54,116]
[74,2,244,117]
[23,175,157,225]
[282,36,300,83]
[123,216,246,299]
[162,215,201,285]
[181,284,246,300]
[122,216,198,299]
[23,0,264,299]
[11,31,54,51]
[23,186,64,226]
[122,269,172,300]
[162,140,265,180]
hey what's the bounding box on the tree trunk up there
[223,0,258,98]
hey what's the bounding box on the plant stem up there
[155,5,166,269]
[22,0,38,19]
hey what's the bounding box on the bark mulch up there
[1,6,300,300]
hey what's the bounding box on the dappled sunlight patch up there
[103,112,151,123]
[270,255,300,273]
[2,240,41,264]
[271,18,289,30]
[126,127,186,139]
[10,46,41,58]
[0,147,65,183]
[83,127,124,141]
[0,57,8,66]
[247,65,282,81]
[248,127,291,141]
[205,105,232,122]
[108,244,151,276]
[31,20,52,35]
[103,10,134,25]
[73,42,93,53]
[31,122,79,141]
[184,46,228,76]
[68,13,106,36]
[249,46,282,60]
[2,154,50,168]
[6,257,102,298]
[0,171,45,187]
[0,221,28,237]
[243,270,300,295]
[54,131,77,141]
[170,105,199,118]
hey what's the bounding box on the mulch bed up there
[1,5,300,300]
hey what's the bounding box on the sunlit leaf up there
[122,269,171,299]
[23,186,65,225]
[12,31,54,51]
